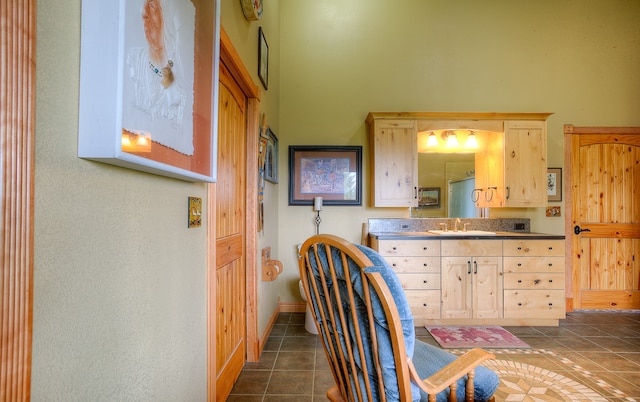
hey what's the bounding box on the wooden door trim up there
[1,0,36,399]
[564,124,640,311]
[208,27,261,401]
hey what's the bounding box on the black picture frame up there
[264,128,278,183]
[289,146,362,206]
[258,27,268,90]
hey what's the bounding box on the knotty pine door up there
[566,126,640,310]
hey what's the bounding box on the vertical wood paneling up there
[1,0,35,400]
[568,125,640,309]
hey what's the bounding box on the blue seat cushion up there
[413,340,500,402]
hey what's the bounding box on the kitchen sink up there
[428,230,496,236]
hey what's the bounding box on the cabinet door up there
[475,131,505,208]
[472,257,503,318]
[504,120,547,207]
[370,120,418,207]
[441,257,472,319]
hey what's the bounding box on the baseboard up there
[279,301,306,313]
[257,305,281,359]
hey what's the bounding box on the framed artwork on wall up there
[288,146,362,206]
[418,187,441,208]
[258,27,268,90]
[264,128,278,183]
[547,168,562,201]
[77,0,221,182]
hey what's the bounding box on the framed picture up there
[258,27,268,90]
[547,168,562,201]
[264,128,278,183]
[77,0,220,182]
[418,187,441,208]
[289,146,362,206]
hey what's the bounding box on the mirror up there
[411,153,478,218]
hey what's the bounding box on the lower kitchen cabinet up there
[441,240,503,319]
[503,239,566,319]
[370,235,565,325]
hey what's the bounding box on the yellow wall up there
[32,0,281,399]
[276,0,640,303]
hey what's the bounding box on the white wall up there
[276,0,640,304]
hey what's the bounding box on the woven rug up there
[426,325,530,349]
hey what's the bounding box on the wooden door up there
[215,62,247,401]
[369,119,418,207]
[565,125,640,310]
[504,121,547,207]
[472,257,502,318]
[441,257,473,319]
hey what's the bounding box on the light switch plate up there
[188,197,202,228]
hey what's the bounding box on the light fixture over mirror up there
[418,129,492,153]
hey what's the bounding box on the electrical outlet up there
[514,223,525,231]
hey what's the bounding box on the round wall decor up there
[240,0,263,21]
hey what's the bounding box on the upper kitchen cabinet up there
[475,120,548,208]
[367,117,418,207]
[367,112,552,209]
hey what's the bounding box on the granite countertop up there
[369,231,565,240]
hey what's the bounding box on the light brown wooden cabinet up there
[366,112,551,209]
[503,239,565,319]
[373,239,441,320]
[367,119,418,207]
[371,235,566,326]
[475,121,548,208]
[441,240,503,319]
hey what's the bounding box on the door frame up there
[563,124,640,311]
[207,28,261,400]
[1,0,36,398]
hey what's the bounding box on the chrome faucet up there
[454,218,461,232]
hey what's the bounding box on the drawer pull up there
[548,263,553,266]
[548,303,553,306]
[517,247,522,250]
[549,279,553,283]
[423,263,428,267]
[534,279,541,285]
[423,280,428,284]
[518,303,523,306]
[517,263,522,267]
[517,280,522,283]
[423,247,428,250]
[392,247,397,250]
[392,263,397,267]
[548,247,553,250]
[423,303,428,307]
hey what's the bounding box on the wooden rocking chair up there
[298,234,499,402]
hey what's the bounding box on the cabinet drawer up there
[405,290,441,320]
[503,239,564,257]
[384,256,440,273]
[503,290,565,319]
[503,256,565,273]
[504,273,565,290]
[376,240,440,257]
[397,273,440,290]
[441,240,502,257]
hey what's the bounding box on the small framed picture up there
[547,168,562,201]
[418,187,441,208]
[264,128,278,183]
[258,27,268,90]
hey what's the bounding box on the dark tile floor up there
[228,311,640,401]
